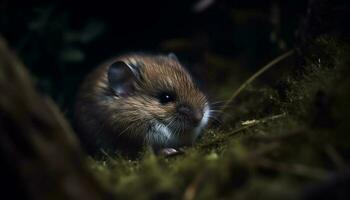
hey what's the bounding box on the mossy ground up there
[87,37,350,199]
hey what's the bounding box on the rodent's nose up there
[177,105,203,124]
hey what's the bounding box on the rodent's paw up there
[157,148,183,157]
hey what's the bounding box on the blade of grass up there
[200,113,286,148]
[220,50,295,115]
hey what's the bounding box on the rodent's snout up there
[177,104,203,125]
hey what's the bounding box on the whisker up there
[209,100,226,104]
[208,110,224,114]
[165,118,175,143]
[208,116,222,124]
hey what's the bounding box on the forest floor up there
[88,36,350,199]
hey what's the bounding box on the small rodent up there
[74,53,210,156]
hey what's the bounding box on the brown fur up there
[74,54,208,155]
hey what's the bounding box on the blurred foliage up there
[1,0,350,199]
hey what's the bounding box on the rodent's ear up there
[107,61,138,97]
[168,53,179,62]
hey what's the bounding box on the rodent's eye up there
[158,92,176,104]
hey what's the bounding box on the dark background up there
[0,0,346,114]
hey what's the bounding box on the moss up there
[83,35,350,199]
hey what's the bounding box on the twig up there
[201,113,286,148]
[239,112,286,127]
[183,172,205,200]
[324,144,347,171]
[220,50,295,115]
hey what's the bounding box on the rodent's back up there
[74,62,115,153]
